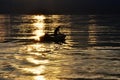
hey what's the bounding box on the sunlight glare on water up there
[26,57,49,65]
[34,76,46,80]
[31,15,46,41]
[0,15,120,80]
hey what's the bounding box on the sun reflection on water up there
[34,76,46,80]
[17,43,51,80]
[31,15,46,41]
[22,65,46,75]
[26,57,49,65]
[15,15,72,80]
[34,15,45,21]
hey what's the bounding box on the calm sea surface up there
[0,15,120,80]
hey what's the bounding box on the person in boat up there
[54,26,61,36]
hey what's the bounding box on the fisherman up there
[54,26,61,36]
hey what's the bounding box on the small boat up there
[40,33,66,43]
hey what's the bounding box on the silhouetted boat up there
[4,34,66,43]
[40,33,66,43]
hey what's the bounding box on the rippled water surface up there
[0,15,120,80]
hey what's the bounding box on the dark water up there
[0,15,120,80]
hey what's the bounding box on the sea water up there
[0,15,120,80]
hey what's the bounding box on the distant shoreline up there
[0,10,120,15]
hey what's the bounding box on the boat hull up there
[40,34,66,43]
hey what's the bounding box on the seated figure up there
[54,26,61,36]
